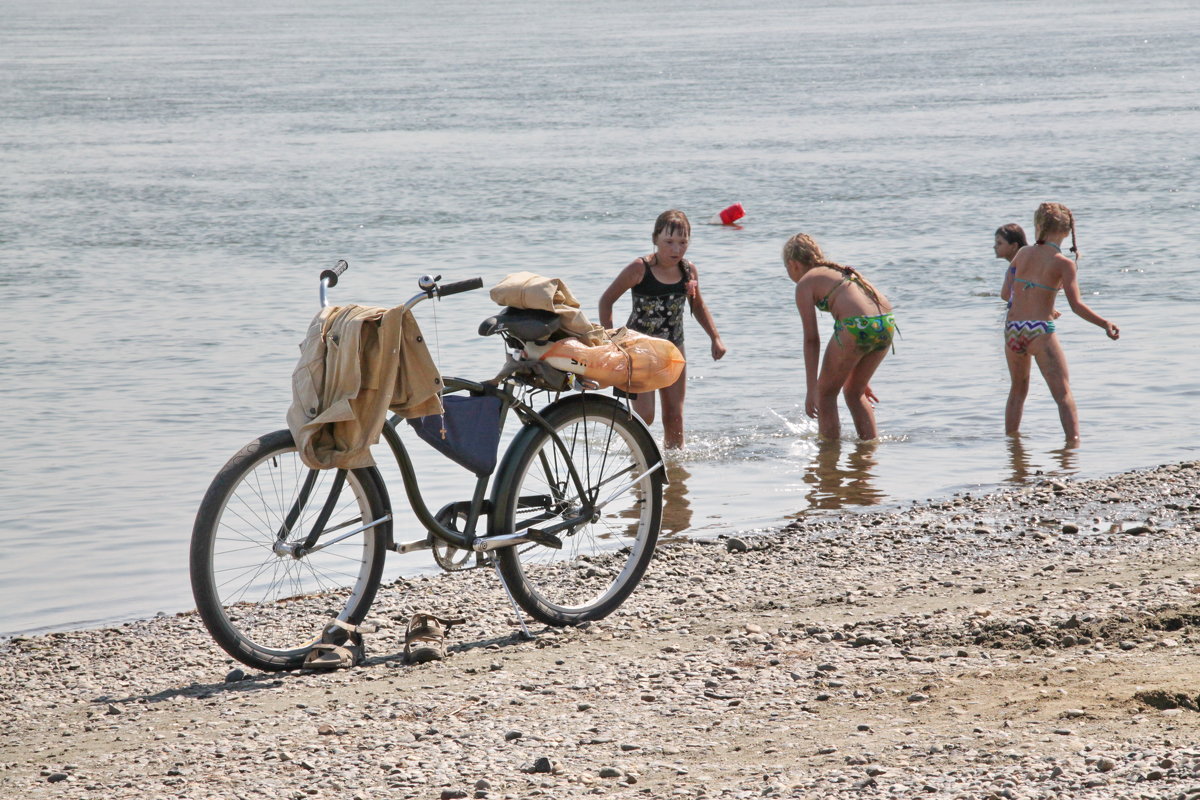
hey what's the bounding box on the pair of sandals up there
[302,613,465,671]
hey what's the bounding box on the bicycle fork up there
[272,468,392,559]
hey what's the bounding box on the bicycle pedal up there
[525,528,563,549]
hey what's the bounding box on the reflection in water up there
[660,463,693,539]
[1050,442,1078,474]
[614,462,693,541]
[1006,434,1033,485]
[1007,434,1080,485]
[801,439,883,510]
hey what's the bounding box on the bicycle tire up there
[190,429,390,671]
[492,394,663,626]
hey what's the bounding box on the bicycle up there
[189,263,666,672]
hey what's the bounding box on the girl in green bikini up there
[1003,202,1119,443]
[783,233,896,441]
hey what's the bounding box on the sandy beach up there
[3,460,1199,799]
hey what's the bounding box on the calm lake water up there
[2,0,1198,636]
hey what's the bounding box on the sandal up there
[404,613,466,664]
[303,618,367,671]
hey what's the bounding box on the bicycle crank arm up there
[389,538,433,554]
[472,528,563,552]
[593,461,663,513]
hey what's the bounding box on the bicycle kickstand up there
[489,556,533,640]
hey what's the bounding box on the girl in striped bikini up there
[1004,202,1120,443]
[783,233,896,441]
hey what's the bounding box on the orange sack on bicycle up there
[524,328,685,394]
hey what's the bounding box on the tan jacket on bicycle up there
[288,304,443,470]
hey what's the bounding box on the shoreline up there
[6,448,1161,643]
[3,460,1199,798]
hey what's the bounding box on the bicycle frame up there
[380,379,662,556]
[379,377,517,554]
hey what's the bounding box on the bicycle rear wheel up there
[190,429,390,671]
[493,394,663,626]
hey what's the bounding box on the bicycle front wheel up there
[493,394,663,626]
[190,429,390,671]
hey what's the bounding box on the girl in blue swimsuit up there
[1003,202,1120,443]
[599,209,727,449]
[783,233,896,441]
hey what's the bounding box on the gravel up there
[3,460,1200,799]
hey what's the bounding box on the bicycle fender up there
[362,465,395,550]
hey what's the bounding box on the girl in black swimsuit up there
[625,255,690,346]
[599,209,726,449]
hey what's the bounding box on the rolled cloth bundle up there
[523,328,685,394]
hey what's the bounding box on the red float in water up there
[708,202,745,225]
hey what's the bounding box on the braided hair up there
[1034,202,1079,262]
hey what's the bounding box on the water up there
[2,0,1198,636]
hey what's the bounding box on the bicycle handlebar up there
[320,264,484,310]
[437,277,484,297]
[320,259,349,288]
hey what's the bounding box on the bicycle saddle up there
[478,307,563,344]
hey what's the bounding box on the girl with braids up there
[783,233,896,440]
[1003,202,1119,443]
[998,221,1062,318]
[599,209,726,449]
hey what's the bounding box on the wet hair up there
[782,232,886,311]
[651,209,697,313]
[995,223,1027,248]
[652,209,691,245]
[1033,202,1078,260]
